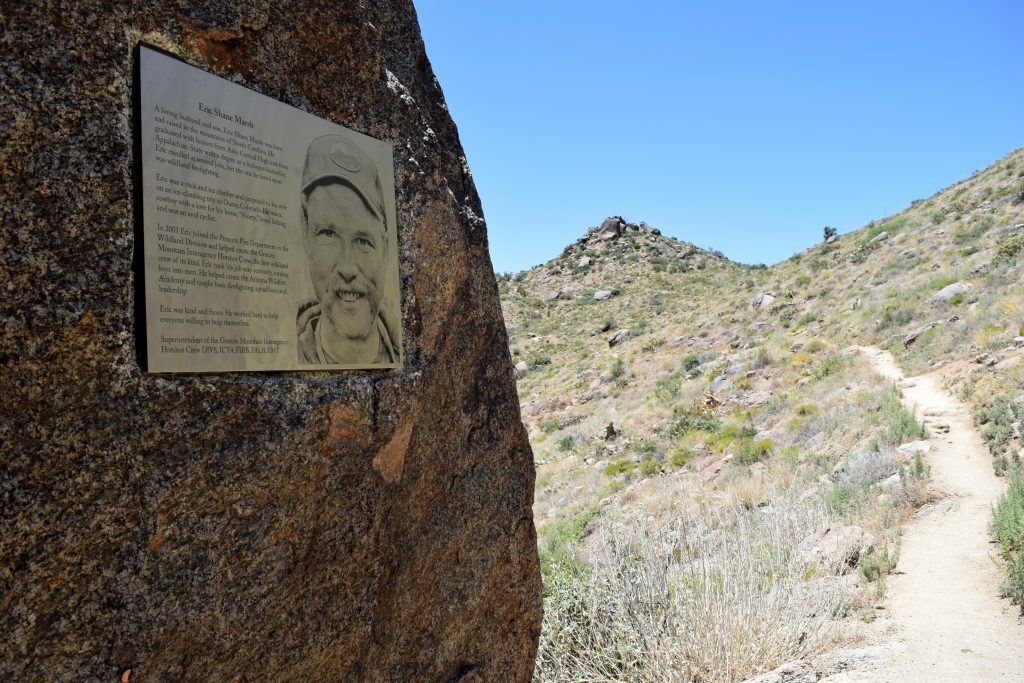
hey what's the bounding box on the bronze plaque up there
[138,45,402,372]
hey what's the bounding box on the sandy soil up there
[821,348,1024,682]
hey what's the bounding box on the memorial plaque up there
[137,44,402,372]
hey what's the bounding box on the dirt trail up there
[826,347,1024,682]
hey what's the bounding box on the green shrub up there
[638,458,662,476]
[991,469,1024,606]
[610,356,626,379]
[797,312,817,327]
[928,275,958,290]
[827,483,857,514]
[603,458,634,477]
[736,438,775,465]
[953,216,994,244]
[538,506,598,583]
[997,233,1024,261]
[860,542,900,598]
[681,354,702,371]
[876,304,914,331]
[977,397,1023,475]
[670,403,722,436]
[812,354,846,381]
[1012,181,1024,205]
[670,447,697,468]
[530,355,552,369]
[877,385,926,446]
[805,339,827,354]
[655,372,683,401]
[540,417,560,434]
[556,435,576,452]
[865,216,908,241]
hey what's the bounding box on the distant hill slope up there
[503,147,1024,464]
[514,146,1024,682]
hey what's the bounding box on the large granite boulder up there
[0,2,541,681]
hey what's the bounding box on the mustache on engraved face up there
[326,275,380,317]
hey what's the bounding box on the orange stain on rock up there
[184,28,249,73]
[325,404,371,450]
[373,421,413,483]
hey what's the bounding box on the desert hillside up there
[505,147,1024,682]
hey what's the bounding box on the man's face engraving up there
[303,182,387,342]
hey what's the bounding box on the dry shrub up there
[535,487,844,682]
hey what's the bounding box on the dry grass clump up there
[535,487,844,683]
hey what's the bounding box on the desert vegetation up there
[501,147,1024,679]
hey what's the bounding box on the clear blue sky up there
[414,0,1023,274]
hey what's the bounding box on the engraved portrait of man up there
[296,134,400,366]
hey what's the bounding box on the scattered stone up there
[598,321,613,333]
[1015,336,1024,348]
[879,473,902,494]
[741,659,817,683]
[903,322,939,348]
[800,526,875,573]
[578,255,591,268]
[699,455,727,483]
[870,230,889,243]
[972,352,997,366]
[514,361,529,375]
[897,440,930,456]
[916,499,956,517]
[818,644,905,677]
[608,329,633,347]
[709,375,734,394]
[594,290,613,301]
[931,281,972,304]
[742,390,773,407]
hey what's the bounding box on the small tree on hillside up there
[823,226,838,241]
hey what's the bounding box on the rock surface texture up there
[0,2,541,681]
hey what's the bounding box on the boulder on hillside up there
[871,230,889,243]
[709,375,734,394]
[608,329,633,347]
[751,292,776,310]
[578,255,591,268]
[594,289,613,301]
[903,321,939,347]
[931,281,972,304]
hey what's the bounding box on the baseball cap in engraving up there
[301,134,386,224]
